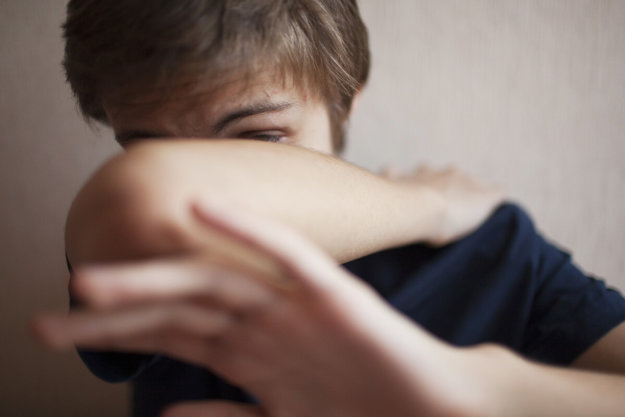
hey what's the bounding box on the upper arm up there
[571,321,625,374]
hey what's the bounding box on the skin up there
[104,75,336,153]
[33,72,625,416]
[64,75,504,266]
[35,201,625,417]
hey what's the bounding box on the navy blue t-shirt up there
[73,204,625,417]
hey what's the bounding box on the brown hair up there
[63,0,370,151]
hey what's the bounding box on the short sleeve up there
[521,232,625,365]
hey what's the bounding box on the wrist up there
[391,181,446,245]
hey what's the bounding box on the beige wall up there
[0,1,623,416]
[348,0,625,286]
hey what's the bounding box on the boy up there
[35,1,625,416]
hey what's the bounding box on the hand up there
[383,164,504,246]
[33,201,487,417]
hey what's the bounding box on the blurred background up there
[1,0,623,416]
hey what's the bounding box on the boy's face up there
[103,73,335,155]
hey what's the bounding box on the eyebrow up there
[115,101,295,144]
[213,101,294,134]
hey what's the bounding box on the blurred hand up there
[33,200,483,417]
[382,164,504,246]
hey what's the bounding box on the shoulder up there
[344,203,542,288]
[482,201,535,229]
[464,202,541,254]
[421,202,551,282]
[344,202,546,307]
[456,202,577,283]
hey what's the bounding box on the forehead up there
[101,70,334,149]
[104,71,316,124]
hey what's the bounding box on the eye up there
[239,131,287,143]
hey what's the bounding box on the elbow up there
[65,143,195,266]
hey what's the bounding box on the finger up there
[414,163,434,175]
[162,401,265,417]
[32,303,233,352]
[191,200,349,294]
[71,259,276,312]
[34,310,269,381]
[380,164,404,180]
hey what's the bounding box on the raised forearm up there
[66,139,441,265]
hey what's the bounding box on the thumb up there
[162,401,266,417]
